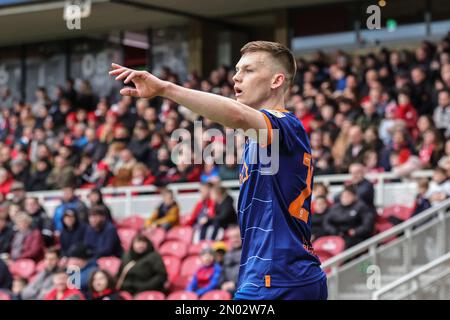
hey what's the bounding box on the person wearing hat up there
[323,185,375,249]
[186,247,222,297]
[83,205,122,259]
[8,181,26,207]
[66,243,98,298]
[60,208,87,258]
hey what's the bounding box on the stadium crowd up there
[1,33,450,299]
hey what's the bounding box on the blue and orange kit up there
[236,108,326,291]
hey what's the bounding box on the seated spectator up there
[0,258,12,291]
[185,182,216,243]
[395,89,418,138]
[128,120,151,163]
[60,208,87,258]
[342,125,369,170]
[88,270,123,300]
[0,213,14,255]
[7,181,27,208]
[10,213,44,262]
[187,247,221,297]
[66,244,98,298]
[212,241,227,266]
[24,197,54,247]
[0,167,13,197]
[200,158,220,184]
[323,186,375,249]
[87,188,113,222]
[116,234,167,295]
[311,196,330,242]
[210,185,237,239]
[83,206,122,259]
[426,167,450,205]
[53,185,88,232]
[46,155,75,190]
[144,188,180,230]
[363,150,384,174]
[219,154,239,180]
[416,128,443,168]
[21,248,60,300]
[11,277,28,300]
[27,159,51,192]
[130,162,155,186]
[433,89,450,138]
[220,225,241,295]
[347,162,375,210]
[44,268,85,300]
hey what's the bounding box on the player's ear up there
[271,73,285,90]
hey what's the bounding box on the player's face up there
[233,52,276,108]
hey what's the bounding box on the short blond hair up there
[240,41,297,88]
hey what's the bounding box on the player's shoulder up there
[260,108,304,129]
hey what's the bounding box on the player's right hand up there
[109,63,168,99]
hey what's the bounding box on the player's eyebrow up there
[235,64,252,71]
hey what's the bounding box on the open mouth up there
[234,87,243,97]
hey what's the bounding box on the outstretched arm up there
[109,64,267,139]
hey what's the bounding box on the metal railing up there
[372,251,450,300]
[322,198,450,300]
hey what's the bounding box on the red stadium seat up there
[166,291,198,300]
[171,255,202,291]
[0,291,11,300]
[162,255,181,284]
[9,259,36,279]
[159,241,188,260]
[313,236,345,256]
[187,240,214,256]
[381,205,413,221]
[142,227,166,249]
[118,216,145,231]
[200,290,232,300]
[179,214,191,226]
[166,226,193,244]
[119,291,133,300]
[97,256,122,277]
[134,291,165,300]
[117,228,138,251]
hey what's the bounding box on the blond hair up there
[240,41,297,88]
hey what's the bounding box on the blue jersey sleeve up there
[260,109,309,154]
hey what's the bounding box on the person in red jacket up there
[185,182,216,243]
[395,90,418,138]
[10,213,44,262]
[44,268,85,300]
[0,168,13,197]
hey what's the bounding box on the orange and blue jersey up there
[236,108,326,293]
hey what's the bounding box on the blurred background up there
[0,0,449,301]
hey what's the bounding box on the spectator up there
[433,89,450,138]
[219,154,239,180]
[86,188,113,222]
[11,277,28,300]
[219,225,242,295]
[347,162,375,210]
[342,125,369,170]
[311,196,330,241]
[0,258,12,291]
[0,214,14,255]
[24,197,54,247]
[83,206,122,259]
[66,244,98,298]
[60,208,87,258]
[323,186,375,248]
[210,185,237,239]
[27,159,51,191]
[0,167,13,196]
[88,270,123,300]
[187,247,221,297]
[116,234,167,295]
[44,268,85,300]
[426,167,450,205]
[10,213,44,262]
[185,182,216,243]
[144,188,180,230]
[128,120,151,163]
[21,248,60,300]
[46,155,75,190]
[7,181,27,208]
[53,185,88,232]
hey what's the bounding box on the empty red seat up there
[167,291,198,300]
[97,256,122,277]
[162,255,181,285]
[200,290,232,300]
[143,227,166,249]
[187,240,214,256]
[119,291,133,300]
[381,205,413,221]
[166,226,193,244]
[313,236,345,256]
[171,255,202,291]
[117,228,138,251]
[0,291,11,300]
[134,291,165,300]
[179,214,191,226]
[9,259,36,279]
[118,216,145,231]
[159,241,188,260]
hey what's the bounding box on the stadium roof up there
[0,0,349,46]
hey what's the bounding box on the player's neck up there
[256,94,285,111]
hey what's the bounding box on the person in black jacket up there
[347,162,375,210]
[88,270,123,300]
[24,197,54,247]
[60,208,87,258]
[210,185,237,240]
[0,214,14,255]
[311,196,330,242]
[127,120,151,163]
[0,258,12,291]
[28,159,51,192]
[116,234,167,295]
[323,186,375,249]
